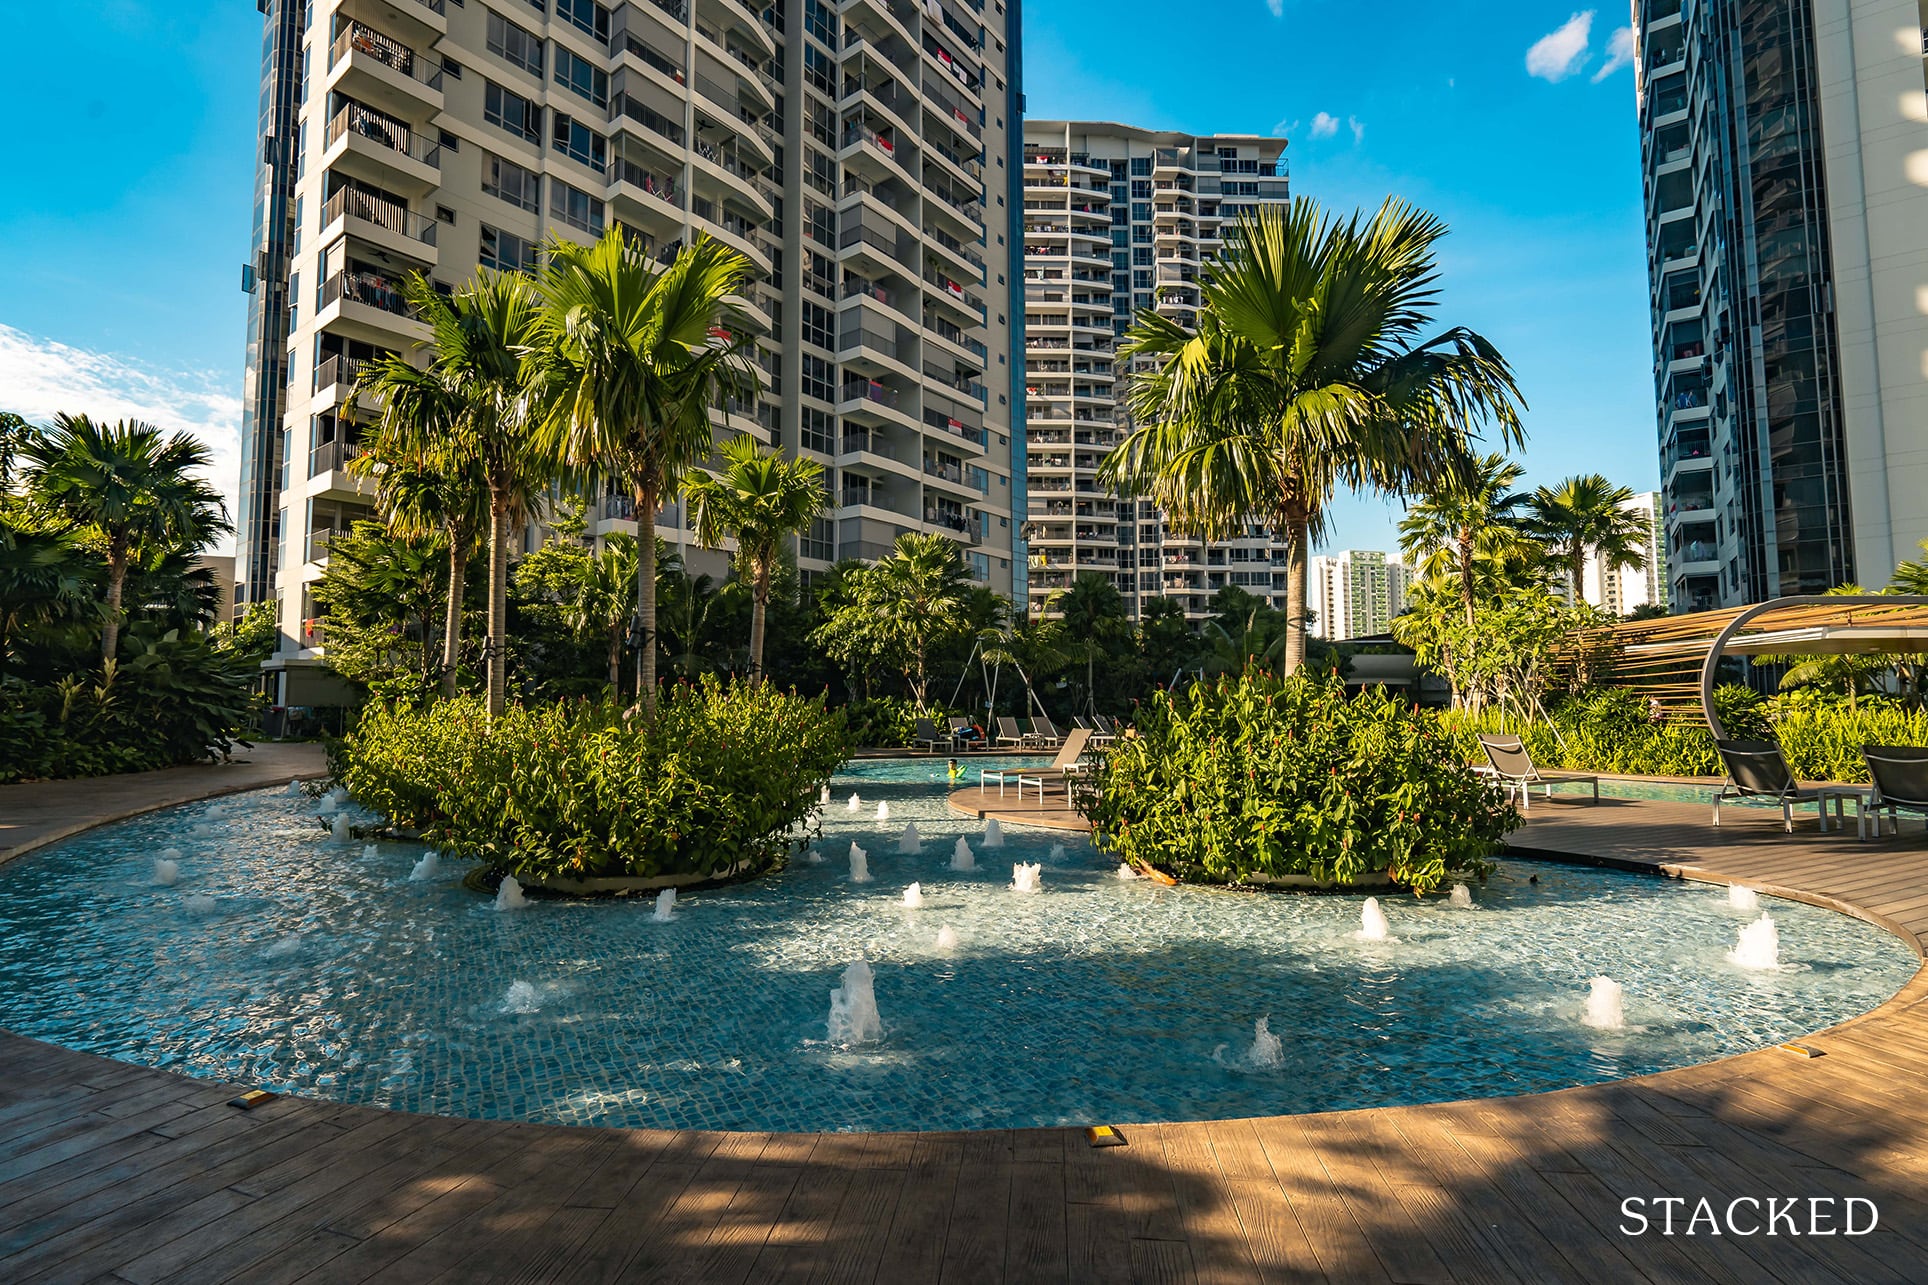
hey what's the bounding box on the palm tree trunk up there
[1570,549,1586,608]
[442,543,466,699]
[101,539,127,660]
[749,559,769,683]
[1458,530,1477,634]
[1282,516,1309,675]
[635,483,659,714]
[487,498,510,720]
[608,626,622,695]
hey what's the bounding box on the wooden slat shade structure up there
[1552,594,1928,735]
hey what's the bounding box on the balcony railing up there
[616,160,682,206]
[327,102,441,168]
[330,22,442,90]
[308,437,364,479]
[314,354,367,393]
[841,378,900,408]
[610,93,686,147]
[319,268,413,318]
[323,186,438,246]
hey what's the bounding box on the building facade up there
[1580,491,1669,615]
[1309,550,1412,641]
[1019,123,1290,622]
[1636,0,1928,613]
[239,0,1023,702]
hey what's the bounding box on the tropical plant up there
[531,228,756,712]
[811,532,973,708]
[566,533,639,694]
[0,411,30,492]
[311,520,451,699]
[348,376,490,698]
[1084,670,1517,892]
[1397,451,1531,634]
[1394,579,1599,720]
[334,679,849,883]
[1103,198,1524,674]
[1523,473,1648,606]
[684,435,830,680]
[19,415,229,658]
[370,272,552,717]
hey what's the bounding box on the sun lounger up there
[1863,745,1928,836]
[910,717,950,753]
[982,729,1092,799]
[1478,734,1599,811]
[1713,739,1825,831]
[993,716,1026,749]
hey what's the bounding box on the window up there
[484,81,540,143]
[486,12,543,76]
[1129,157,1150,176]
[1131,180,1151,199]
[556,0,610,40]
[1131,202,1150,222]
[482,152,540,211]
[554,46,609,109]
[804,0,838,45]
[802,301,834,349]
[801,354,835,401]
[803,43,834,95]
[801,406,834,454]
[1132,247,1152,266]
[550,180,605,233]
[480,224,538,274]
[551,113,607,172]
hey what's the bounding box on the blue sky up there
[0,2,1654,559]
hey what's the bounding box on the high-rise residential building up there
[1581,490,1669,616]
[1019,123,1290,622]
[1636,0,1928,614]
[238,0,1023,704]
[1309,550,1412,641]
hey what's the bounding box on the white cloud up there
[1271,117,1295,137]
[1526,11,1594,82]
[0,324,242,555]
[1348,116,1366,144]
[1264,0,1283,16]
[1309,111,1340,139]
[1592,26,1636,81]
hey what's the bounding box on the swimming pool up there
[0,758,1913,1132]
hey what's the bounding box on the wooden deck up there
[946,782,1093,832]
[5,791,1928,1279]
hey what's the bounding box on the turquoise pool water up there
[0,759,1914,1133]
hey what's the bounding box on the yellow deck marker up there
[1086,1125,1127,1148]
[1777,1042,1824,1059]
[228,1089,278,1110]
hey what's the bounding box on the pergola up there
[1555,595,1928,737]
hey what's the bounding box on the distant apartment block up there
[1636,0,1928,612]
[1310,550,1412,641]
[1020,122,1290,622]
[1581,490,1669,616]
[237,0,1023,703]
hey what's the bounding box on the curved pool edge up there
[4,778,1928,1277]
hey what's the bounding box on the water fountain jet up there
[1728,913,1781,969]
[1582,977,1626,1029]
[1728,884,1760,912]
[330,813,353,843]
[1242,1017,1284,1069]
[503,981,541,1014]
[950,838,975,871]
[652,889,677,921]
[876,801,890,822]
[896,824,922,854]
[495,876,529,911]
[847,792,861,813]
[826,960,882,1043]
[1449,884,1474,908]
[982,819,1004,848]
[152,857,179,886]
[1115,863,1137,880]
[361,844,379,860]
[901,882,924,908]
[1358,897,1391,941]
[1012,862,1041,894]
[935,925,958,950]
[408,851,440,882]
[848,843,872,883]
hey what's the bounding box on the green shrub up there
[837,696,923,747]
[0,630,259,783]
[335,677,850,883]
[1768,700,1928,782]
[1084,672,1518,893]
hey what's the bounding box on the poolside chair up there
[1863,746,1928,836]
[1089,714,1118,747]
[948,716,988,752]
[981,728,1092,800]
[910,717,949,753]
[1477,735,1599,811]
[1025,715,1064,750]
[1713,739,1824,831]
[993,716,1026,749]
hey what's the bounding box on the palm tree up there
[1398,452,1529,633]
[531,228,756,713]
[1524,473,1648,607]
[1103,199,1525,674]
[684,435,831,681]
[374,272,551,717]
[347,394,490,698]
[21,415,229,659]
[565,533,638,695]
[812,533,972,708]
[0,411,30,493]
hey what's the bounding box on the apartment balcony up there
[924,507,980,544]
[838,377,918,431]
[922,75,982,147]
[314,266,426,341]
[926,316,988,364]
[838,0,919,60]
[323,102,441,195]
[700,0,777,59]
[924,225,986,282]
[922,401,985,452]
[319,185,438,266]
[924,365,986,407]
[838,214,917,278]
[311,353,374,406]
[838,122,910,185]
[609,159,687,236]
[836,428,914,473]
[328,0,446,42]
[326,21,443,116]
[839,316,917,379]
